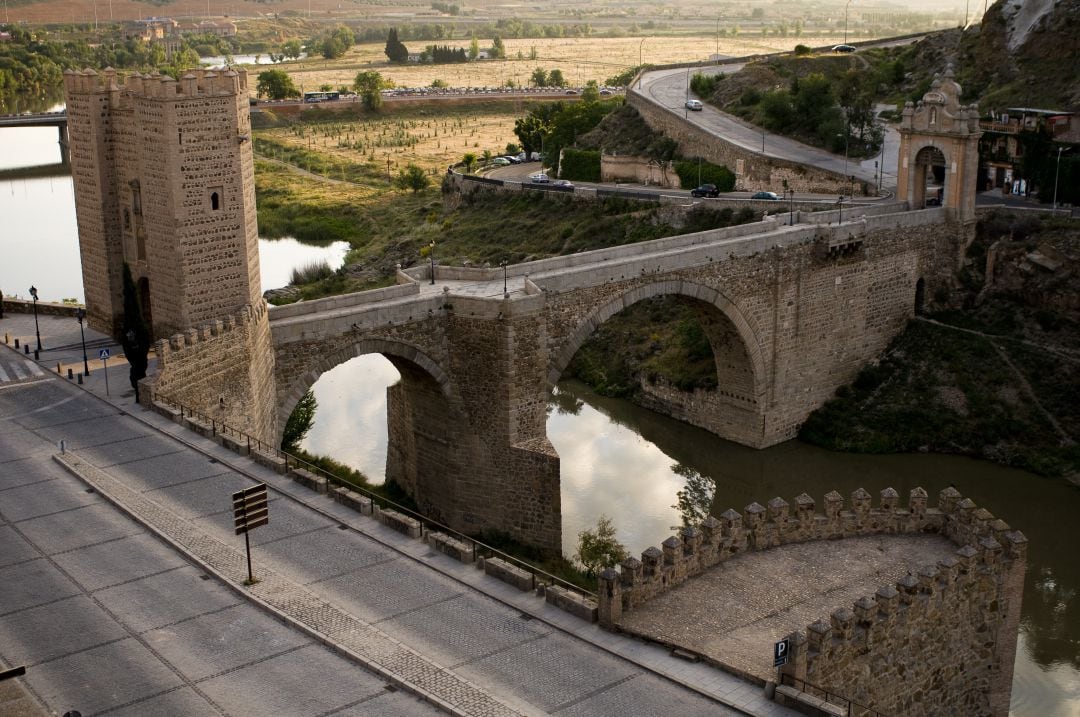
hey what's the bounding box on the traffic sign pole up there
[232,484,269,585]
[98,348,111,396]
[245,531,253,584]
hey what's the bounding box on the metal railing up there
[148,390,597,601]
[779,673,888,717]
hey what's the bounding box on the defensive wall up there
[627,89,873,197]
[598,486,1026,717]
[265,205,968,551]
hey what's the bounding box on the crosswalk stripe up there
[10,363,26,380]
[0,364,9,382]
[26,361,44,376]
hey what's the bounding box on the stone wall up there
[600,154,681,189]
[142,301,277,445]
[600,487,1026,717]
[627,91,872,196]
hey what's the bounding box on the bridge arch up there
[278,337,458,429]
[548,280,769,445]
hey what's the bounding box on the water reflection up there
[259,237,350,290]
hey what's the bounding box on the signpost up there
[232,484,268,584]
[98,348,110,395]
[774,637,790,668]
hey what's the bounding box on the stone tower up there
[896,66,982,221]
[65,68,277,443]
[63,67,261,337]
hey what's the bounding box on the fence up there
[147,389,597,602]
[779,673,888,717]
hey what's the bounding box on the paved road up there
[635,60,899,192]
[0,312,795,717]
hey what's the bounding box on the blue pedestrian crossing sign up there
[98,348,110,360]
[774,638,790,667]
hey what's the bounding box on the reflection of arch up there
[278,337,458,429]
[910,142,950,209]
[549,281,767,402]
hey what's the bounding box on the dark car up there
[831,44,857,53]
[751,191,780,200]
[690,184,720,198]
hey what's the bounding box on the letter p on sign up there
[774,638,790,667]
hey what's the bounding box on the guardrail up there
[779,673,888,717]
[148,389,597,602]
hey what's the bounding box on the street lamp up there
[716,17,721,65]
[684,67,690,118]
[788,189,795,225]
[638,38,646,89]
[29,285,42,353]
[837,195,845,224]
[1053,146,1070,211]
[844,0,853,45]
[75,308,90,376]
[428,240,436,285]
[501,259,508,296]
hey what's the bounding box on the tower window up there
[210,192,220,210]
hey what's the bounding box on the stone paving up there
[1,311,799,717]
[620,533,961,682]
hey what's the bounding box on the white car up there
[491,157,511,166]
[529,173,550,183]
[685,99,703,111]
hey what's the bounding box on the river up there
[1,124,1076,717]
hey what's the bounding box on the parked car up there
[751,191,780,200]
[553,179,574,188]
[685,99,703,111]
[690,183,720,198]
[926,196,942,206]
[529,173,550,183]
[505,155,522,164]
[831,44,857,53]
[565,89,579,95]
[491,157,511,166]
[599,89,613,96]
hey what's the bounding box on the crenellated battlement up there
[62,67,248,101]
[598,486,1026,627]
[154,301,267,367]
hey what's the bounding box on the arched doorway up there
[913,146,947,209]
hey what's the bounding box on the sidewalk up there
[1,310,796,717]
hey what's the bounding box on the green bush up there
[559,148,601,182]
[673,160,735,191]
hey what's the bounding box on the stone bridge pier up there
[272,296,563,552]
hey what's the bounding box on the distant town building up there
[978,107,1077,191]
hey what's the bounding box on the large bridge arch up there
[548,280,770,446]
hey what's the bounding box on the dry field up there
[256,104,524,175]
[263,34,849,92]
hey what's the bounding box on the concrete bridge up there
[265,202,965,551]
[0,111,70,166]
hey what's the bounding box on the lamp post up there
[1053,146,1069,211]
[29,285,42,353]
[501,259,508,296]
[844,0,853,45]
[837,195,845,224]
[638,38,646,89]
[684,67,690,118]
[428,240,436,285]
[76,308,90,376]
[716,17,721,64]
[788,189,795,225]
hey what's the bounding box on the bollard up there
[4,332,8,344]
[14,338,19,348]
[57,363,62,374]
[24,344,29,354]
[34,349,39,360]
[67,368,73,380]
[77,373,83,385]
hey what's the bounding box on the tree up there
[119,263,151,403]
[385,28,409,62]
[548,69,566,87]
[491,35,506,59]
[354,70,386,111]
[256,69,299,100]
[394,164,431,193]
[671,464,716,528]
[281,390,317,452]
[575,515,628,577]
[530,67,548,87]
[462,152,478,173]
[581,80,600,103]
[469,35,480,60]
[282,39,302,60]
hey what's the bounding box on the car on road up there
[565,89,578,95]
[831,44,857,53]
[690,183,720,198]
[505,155,522,164]
[751,191,780,200]
[529,173,550,183]
[685,99,703,111]
[491,157,511,166]
[553,179,574,188]
[599,89,613,96]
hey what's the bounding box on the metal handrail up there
[149,390,597,600]
[779,673,888,717]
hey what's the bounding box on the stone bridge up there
[267,203,967,551]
